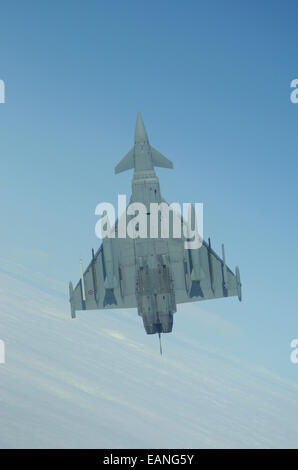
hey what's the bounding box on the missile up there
[69,281,76,319]
[103,237,117,289]
[208,237,215,292]
[190,251,205,281]
[91,248,98,304]
[80,257,86,310]
[221,243,228,290]
[235,266,242,301]
[184,203,204,281]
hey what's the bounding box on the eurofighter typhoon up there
[69,114,242,350]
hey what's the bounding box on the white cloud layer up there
[0,259,297,448]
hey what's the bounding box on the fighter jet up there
[69,113,242,349]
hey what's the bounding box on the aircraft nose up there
[134,112,149,143]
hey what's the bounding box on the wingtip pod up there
[69,281,76,318]
[235,266,242,302]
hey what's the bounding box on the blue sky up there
[0,0,298,427]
